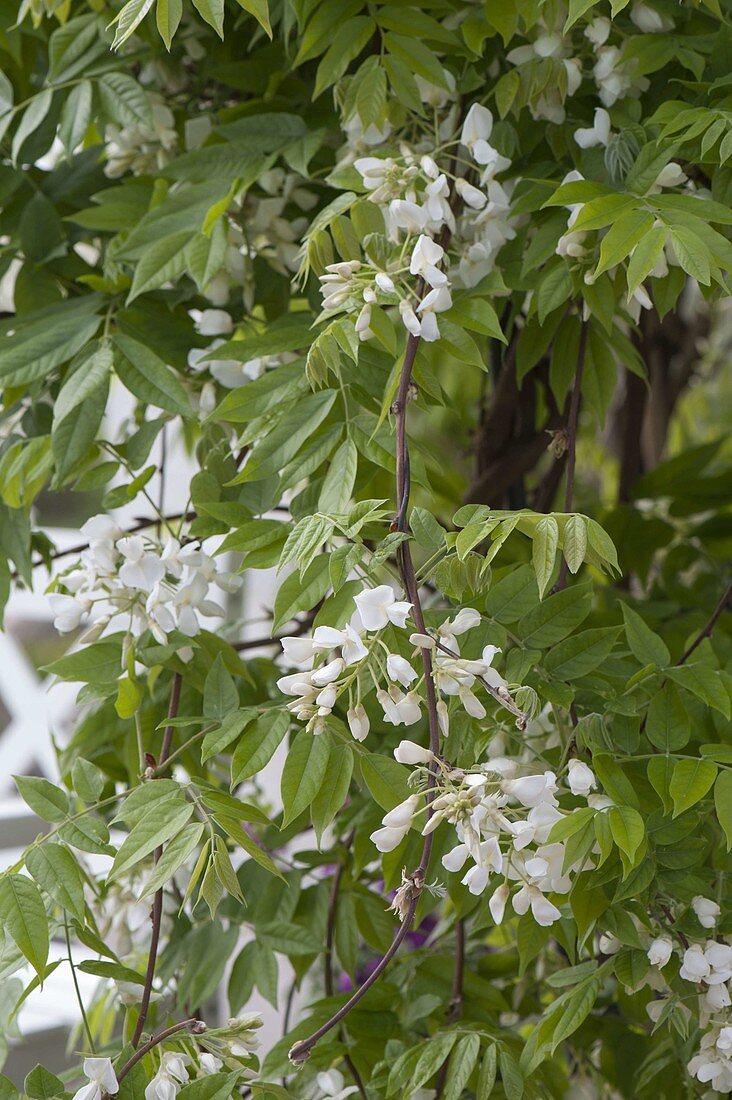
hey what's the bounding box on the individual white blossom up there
[316,1068,360,1100]
[144,1051,190,1100]
[692,896,721,929]
[72,1058,119,1100]
[354,585,412,631]
[647,936,673,968]
[566,759,596,797]
[574,108,612,149]
[394,740,433,765]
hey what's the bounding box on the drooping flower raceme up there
[49,516,241,645]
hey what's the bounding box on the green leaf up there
[97,73,153,127]
[54,342,113,427]
[111,0,155,47]
[361,753,410,811]
[235,0,271,34]
[669,759,717,817]
[202,709,256,761]
[670,226,712,285]
[44,637,123,684]
[498,1049,524,1100]
[626,226,666,297]
[714,771,732,850]
[544,627,620,680]
[563,515,587,575]
[646,685,689,752]
[517,582,591,648]
[138,822,206,898]
[109,798,194,881]
[608,805,645,861]
[272,554,331,632]
[667,665,731,718]
[25,844,86,923]
[217,816,283,880]
[156,0,182,47]
[318,438,358,513]
[231,710,290,783]
[281,730,331,825]
[231,390,337,484]
[0,874,49,978]
[411,1034,459,1090]
[476,1045,498,1099]
[620,603,670,667]
[113,333,191,417]
[258,920,322,956]
[13,776,69,823]
[594,209,654,278]
[443,1034,481,1100]
[311,743,353,841]
[203,654,239,721]
[384,32,449,89]
[23,1065,65,1100]
[191,0,224,35]
[127,231,194,301]
[532,516,559,598]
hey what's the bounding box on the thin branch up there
[289,891,421,1065]
[322,832,367,1100]
[676,583,731,665]
[290,326,441,1067]
[556,318,589,592]
[132,672,182,1048]
[115,1018,205,1086]
[435,918,466,1097]
[64,914,96,1055]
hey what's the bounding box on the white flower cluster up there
[583,15,651,108]
[555,161,689,321]
[49,515,241,645]
[187,307,297,411]
[372,746,599,925]
[641,895,732,1092]
[319,99,515,345]
[196,168,317,311]
[105,101,178,179]
[277,587,512,740]
[507,29,582,124]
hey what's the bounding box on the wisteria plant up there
[0,0,731,1097]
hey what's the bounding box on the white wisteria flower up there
[574,107,612,149]
[145,1052,190,1100]
[354,585,412,631]
[72,1058,119,1100]
[692,896,721,929]
[647,937,673,968]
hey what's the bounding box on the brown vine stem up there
[132,671,182,1048]
[435,918,466,1097]
[676,582,731,665]
[290,326,444,1067]
[115,1017,205,1086]
[323,832,367,1100]
[556,317,589,592]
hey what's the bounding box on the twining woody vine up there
[0,0,731,1099]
